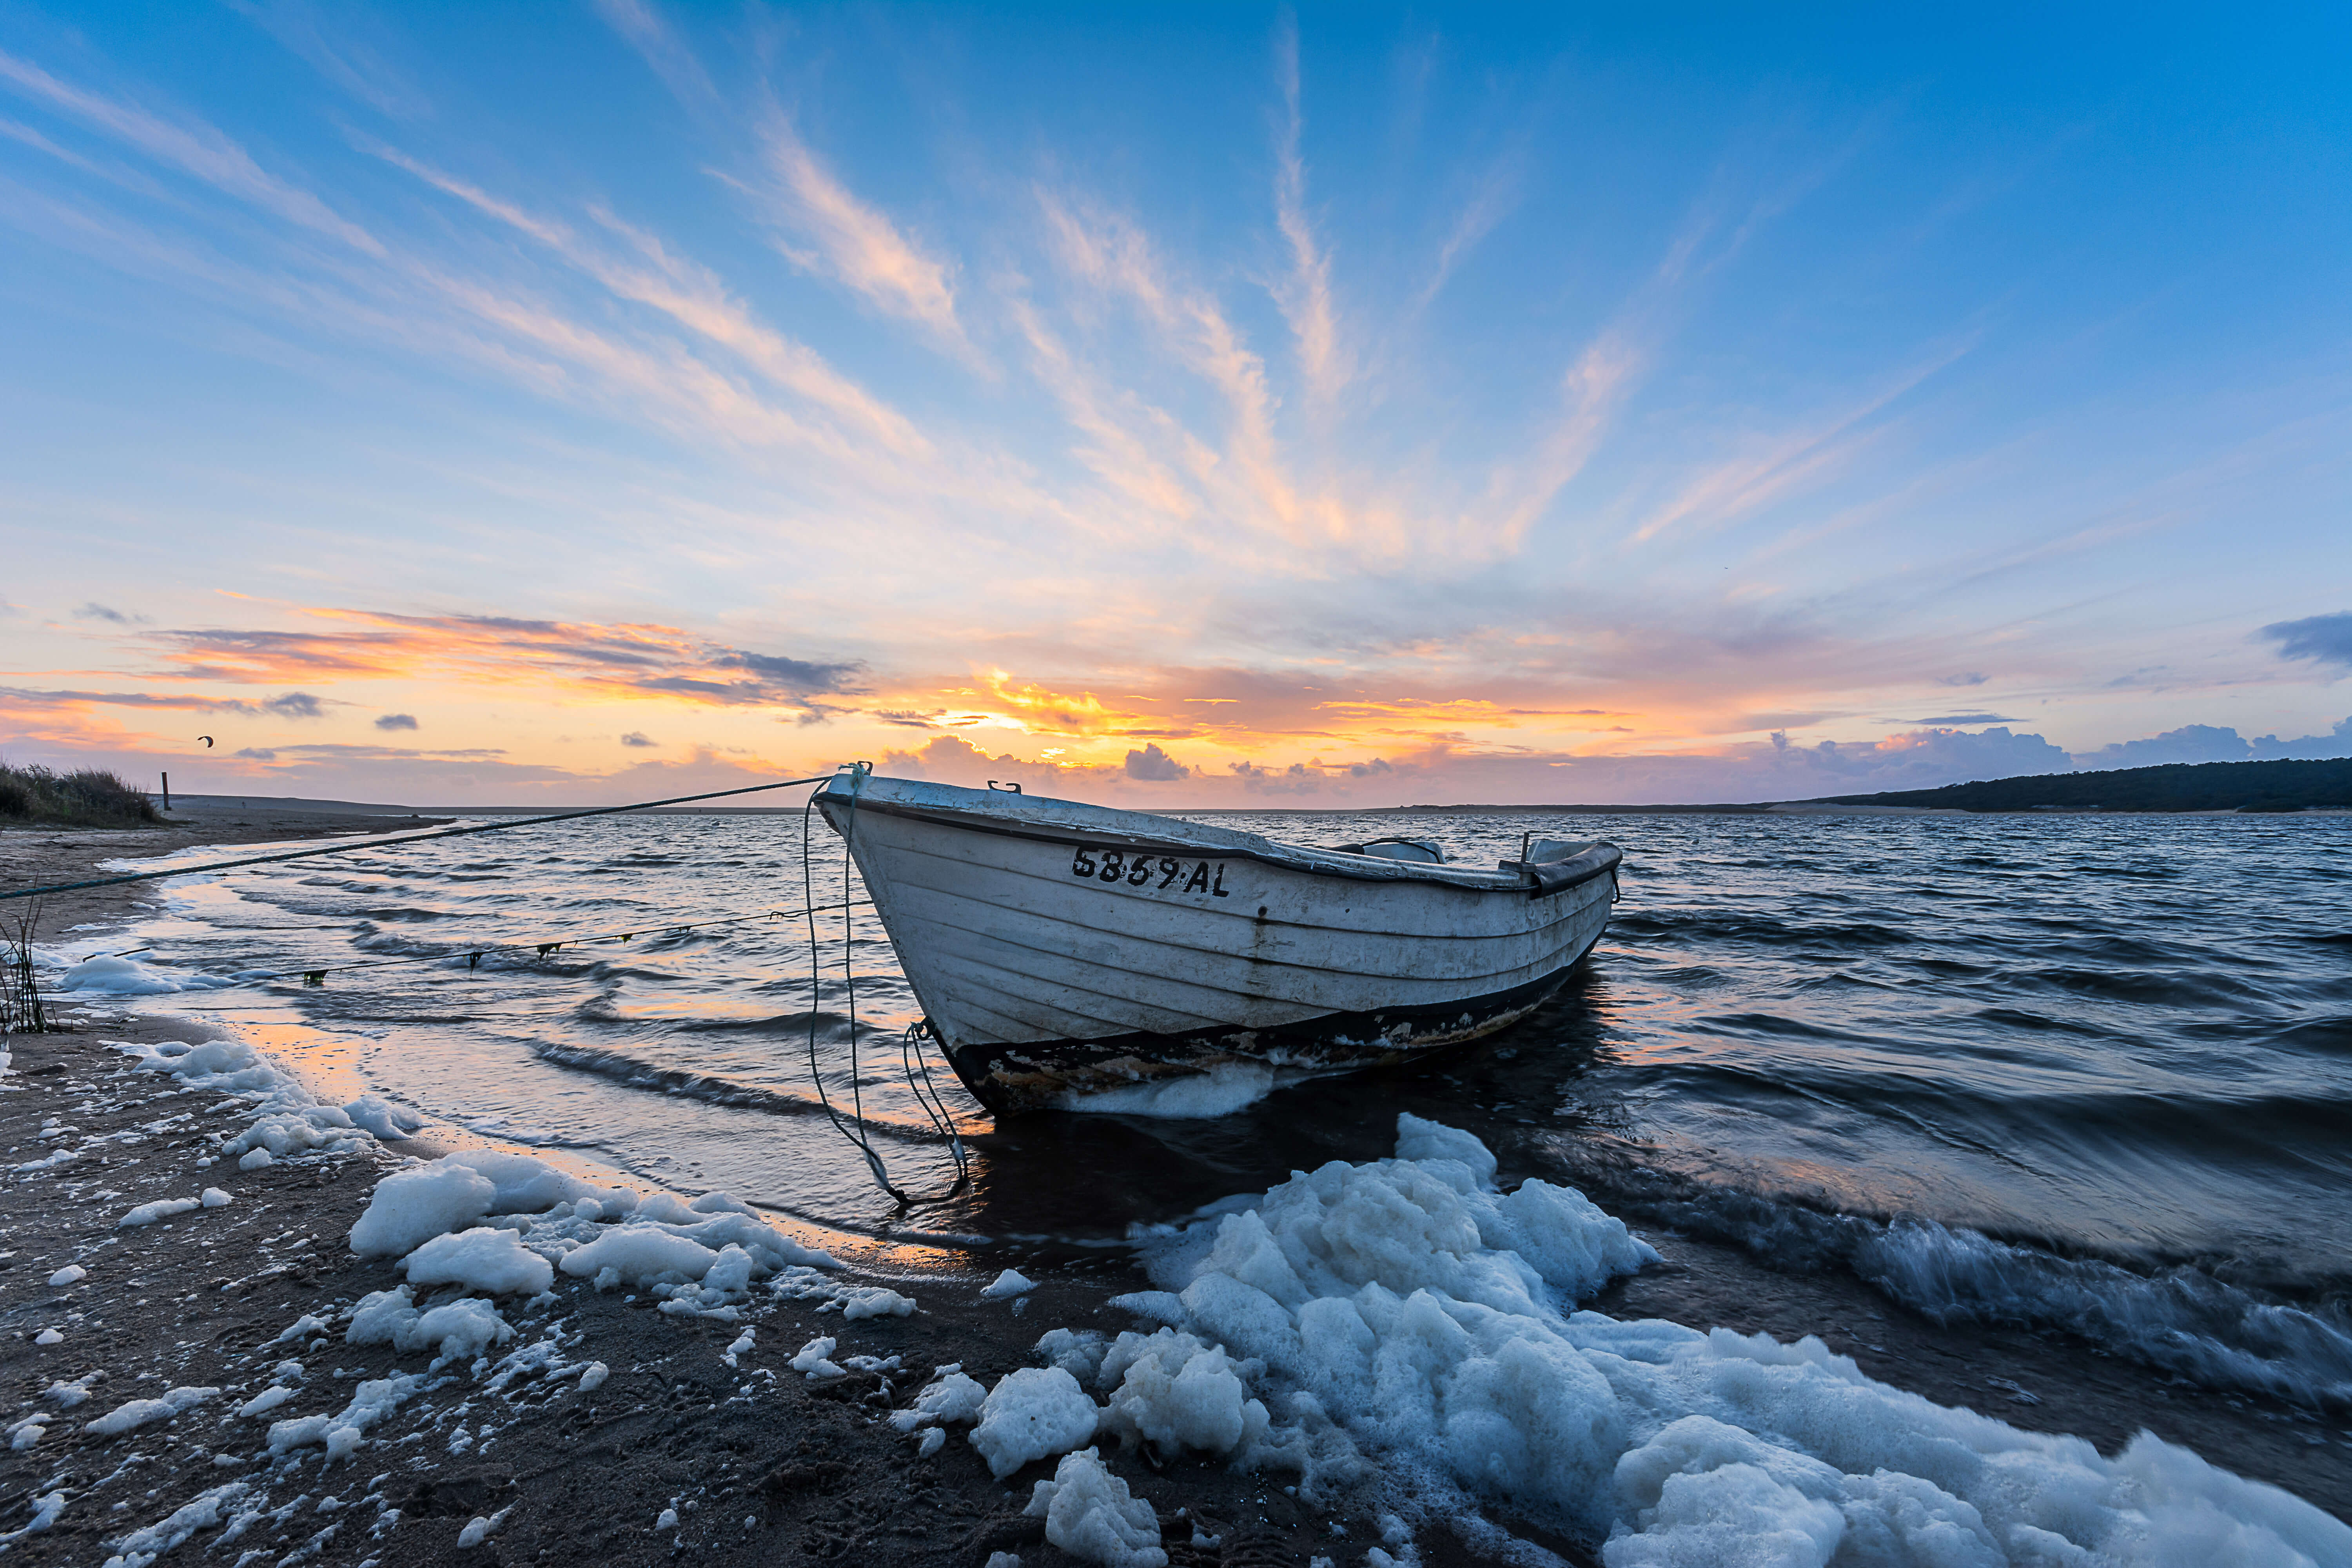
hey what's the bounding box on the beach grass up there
[0,760,162,827]
[2,913,54,1034]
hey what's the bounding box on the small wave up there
[1610,911,1916,948]
[667,1010,835,1036]
[1689,1011,1878,1044]
[1598,1176,2352,1410]
[568,1004,868,1040]
[528,1040,952,1144]
[2078,862,2186,881]
[2016,965,2274,1006]
[1858,1217,2352,1411]
[1908,956,1992,977]
[2265,1016,2352,1057]
[2042,933,2205,966]
[1971,1005,2113,1036]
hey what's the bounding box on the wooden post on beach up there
[162,772,171,812]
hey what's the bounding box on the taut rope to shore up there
[0,774,835,903]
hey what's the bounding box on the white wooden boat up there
[812,769,1621,1114]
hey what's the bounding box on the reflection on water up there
[105,806,2352,1394]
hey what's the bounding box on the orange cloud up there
[133,608,863,713]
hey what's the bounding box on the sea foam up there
[1129,1113,2352,1564]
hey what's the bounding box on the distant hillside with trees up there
[1817,756,2352,813]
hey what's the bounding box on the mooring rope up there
[901,1018,970,1186]
[69,898,878,989]
[800,775,901,1202]
[13,763,974,1207]
[798,767,971,1210]
[0,774,834,903]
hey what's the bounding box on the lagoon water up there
[95,806,2352,1428]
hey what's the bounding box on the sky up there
[2,3,2348,808]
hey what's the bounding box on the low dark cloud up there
[374,713,419,731]
[706,649,866,693]
[1229,759,1324,795]
[2072,716,2352,768]
[620,732,657,748]
[605,652,867,710]
[262,691,327,719]
[73,602,145,624]
[881,735,1176,795]
[1123,742,1189,781]
[1935,673,1989,687]
[2071,723,2252,768]
[2254,715,2352,759]
[2259,612,2352,670]
[1276,725,2083,806]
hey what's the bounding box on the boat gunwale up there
[817,778,1621,895]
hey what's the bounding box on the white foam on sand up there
[109,1038,408,1169]
[1123,1113,2352,1566]
[399,1227,555,1297]
[1024,1447,1165,1568]
[982,1268,1036,1300]
[265,1374,418,1460]
[57,954,233,996]
[971,1367,1102,1479]
[890,1371,988,1432]
[83,1385,218,1436]
[103,1482,248,1566]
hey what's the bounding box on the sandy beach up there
[2,812,2345,1568]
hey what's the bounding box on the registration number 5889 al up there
[1071,847,1230,897]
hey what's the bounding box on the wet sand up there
[0,1020,1458,1568]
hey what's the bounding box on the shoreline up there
[1,806,450,937]
[2,815,2344,1566]
[0,813,1484,1568]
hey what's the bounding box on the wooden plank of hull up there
[815,775,1618,1113]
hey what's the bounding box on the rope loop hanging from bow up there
[799,764,971,1210]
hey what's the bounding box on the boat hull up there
[814,775,1617,1114]
[934,936,1604,1112]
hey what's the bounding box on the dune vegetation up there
[0,761,162,827]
